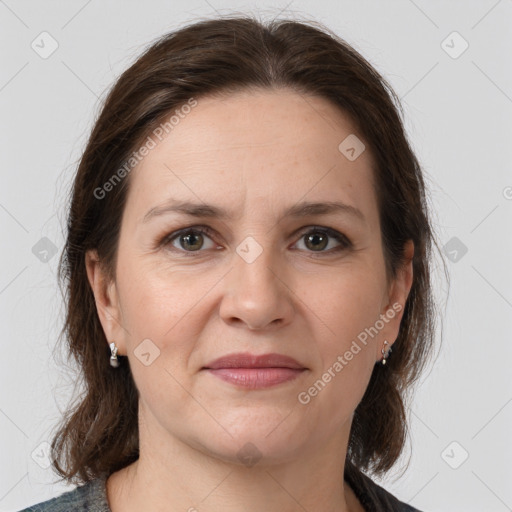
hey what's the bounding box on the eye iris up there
[181,232,203,251]
[305,232,328,251]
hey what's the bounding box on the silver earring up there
[110,342,119,367]
[381,340,392,365]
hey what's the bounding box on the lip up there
[203,352,306,370]
[202,352,307,389]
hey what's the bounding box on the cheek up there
[305,270,383,397]
[312,268,385,342]
[113,273,185,403]
[301,276,379,430]
[119,268,203,424]
[119,254,206,336]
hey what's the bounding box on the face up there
[87,88,413,466]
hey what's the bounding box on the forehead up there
[125,88,377,225]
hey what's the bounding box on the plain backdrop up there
[1,1,511,511]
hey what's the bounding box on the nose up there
[218,241,295,331]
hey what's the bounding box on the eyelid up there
[293,225,350,241]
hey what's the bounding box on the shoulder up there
[17,477,111,512]
[345,463,423,512]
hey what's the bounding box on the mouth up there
[202,352,307,389]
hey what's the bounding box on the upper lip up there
[203,352,306,370]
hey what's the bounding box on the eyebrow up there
[142,199,365,224]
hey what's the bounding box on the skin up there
[86,88,414,512]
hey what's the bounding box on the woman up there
[20,14,442,512]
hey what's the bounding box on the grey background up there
[1,1,511,511]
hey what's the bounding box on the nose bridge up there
[219,232,293,329]
[236,235,277,286]
[234,232,281,297]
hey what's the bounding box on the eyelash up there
[158,225,353,257]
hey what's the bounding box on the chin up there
[189,417,313,467]
[200,437,303,468]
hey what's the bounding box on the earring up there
[381,340,392,365]
[109,342,119,368]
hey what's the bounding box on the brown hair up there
[51,13,445,485]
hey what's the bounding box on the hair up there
[51,13,445,486]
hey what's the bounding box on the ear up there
[85,249,127,355]
[376,239,414,362]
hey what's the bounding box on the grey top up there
[18,467,422,511]
[18,476,110,512]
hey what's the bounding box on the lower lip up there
[205,368,306,389]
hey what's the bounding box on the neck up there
[106,405,360,512]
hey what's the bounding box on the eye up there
[293,226,352,254]
[160,225,352,256]
[163,226,218,253]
